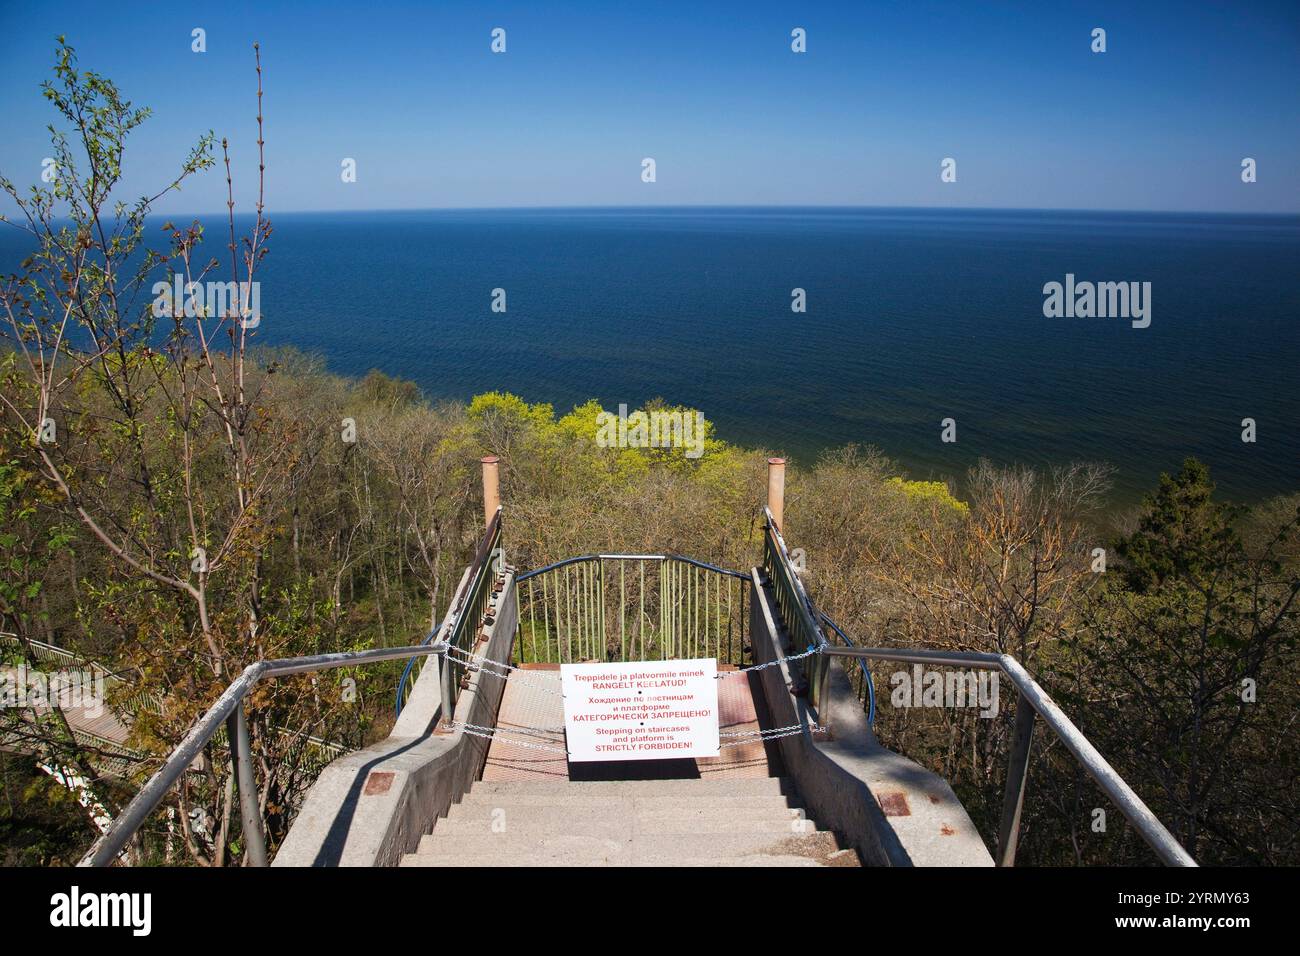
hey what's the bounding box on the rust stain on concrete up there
[878,792,911,817]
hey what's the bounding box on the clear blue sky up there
[1,0,1297,214]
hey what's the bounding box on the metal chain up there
[724,643,825,676]
[456,717,817,748]
[445,646,825,751]
[481,723,567,739]
[447,644,561,678]
[446,646,566,696]
[718,723,820,738]
[454,642,823,680]
[451,643,824,681]
[452,721,570,755]
[458,719,814,756]
[719,725,816,749]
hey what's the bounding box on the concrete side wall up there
[274,570,518,867]
[748,570,993,867]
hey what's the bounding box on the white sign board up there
[560,659,720,762]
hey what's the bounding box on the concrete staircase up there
[400,777,860,867]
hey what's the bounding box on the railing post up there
[227,700,268,867]
[996,693,1037,866]
[766,457,786,532]
[439,648,455,730]
[481,455,500,529]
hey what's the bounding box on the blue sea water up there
[5,207,1299,503]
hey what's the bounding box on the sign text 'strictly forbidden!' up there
[560,659,720,762]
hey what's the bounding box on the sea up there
[4,206,1298,505]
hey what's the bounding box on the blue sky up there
[1,0,1297,214]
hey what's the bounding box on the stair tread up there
[401,853,842,867]
[453,793,803,810]
[470,777,792,796]
[432,816,820,837]
[399,775,855,867]
[446,804,808,821]
[414,830,840,858]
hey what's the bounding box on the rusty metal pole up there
[767,457,786,532]
[481,455,500,528]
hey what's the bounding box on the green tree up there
[1064,459,1300,863]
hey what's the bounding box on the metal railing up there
[1,634,346,775]
[819,644,1197,867]
[760,507,832,711]
[819,613,876,725]
[1,634,351,785]
[395,508,503,718]
[84,510,507,865]
[750,519,1190,867]
[79,641,450,867]
[514,554,750,665]
[0,720,147,780]
[1,634,163,716]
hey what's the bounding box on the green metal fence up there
[760,508,831,712]
[396,508,504,718]
[513,555,750,665]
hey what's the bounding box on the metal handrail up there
[517,553,750,582]
[819,645,1197,867]
[1,634,341,756]
[79,642,450,867]
[760,507,831,710]
[393,627,445,720]
[395,508,503,718]
[819,612,876,724]
[84,511,506,865]
[436,508,504,723]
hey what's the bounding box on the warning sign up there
[560,659,720,762]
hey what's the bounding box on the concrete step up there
[412,829,843,864]
[468,777,794,798]
[448,799,803,820]
[632,805,814,829]
[652,850,859,867]
[431,809,819,838]
[398,774,851,867]
[453,792,805,811]
[401,853,838,868]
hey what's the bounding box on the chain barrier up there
[450,718,820,757]
[445,645,827,753]
[719,723,818,738]
[718,726,816,749]
[454,723,820,756]
[453,721,570,755]
[446,645,566,696]
[450,642,824,681]
[724,643,825,676]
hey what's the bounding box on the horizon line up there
[127,202,1300,219]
